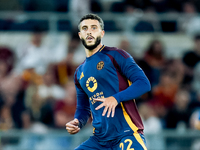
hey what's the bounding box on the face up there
[78,19,104,50]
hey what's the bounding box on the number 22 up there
[119,139,135,150]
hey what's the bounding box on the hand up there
[66,119,80,134]
[94,96,118,118]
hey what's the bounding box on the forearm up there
[74,107,91,128]
[112,77,151,103]
[74,81,91,129]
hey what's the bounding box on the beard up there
[81,36,101,51]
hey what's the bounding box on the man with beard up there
[66,14,151,150]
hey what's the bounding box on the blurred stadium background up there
[0,0,200,150]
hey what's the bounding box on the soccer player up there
[66,14,151,150]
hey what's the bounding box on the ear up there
[101,30,105,38]
[78,32,81,39]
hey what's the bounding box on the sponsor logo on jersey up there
[89,91,104,104]
[86,77,97,92]
[97,61,104,70]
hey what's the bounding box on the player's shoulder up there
[103,46,130,59]
[74,60,86,77]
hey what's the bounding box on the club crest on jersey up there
[86,77,97,92]
[97,61,104,70]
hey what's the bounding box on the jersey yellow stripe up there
[128,80,132,86]
[121,103,147,150]
[133,133,148,150]
[120,103,138,132]
[93,128,95,134]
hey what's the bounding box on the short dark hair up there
[78,13,104,31]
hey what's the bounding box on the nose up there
[86,28,92,35]
[87,32,91,35]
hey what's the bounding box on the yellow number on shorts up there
[125,139,134,150]
[120,142,124,150]
[119,139,134,150]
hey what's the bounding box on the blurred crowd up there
[135,35,200,133]
[0,1,199,150]
[0,0,200,13]
[118,33,200,133]
[0,28,80,132]
[1,0,200,36]
[0,27,200,135]
[0,0,200,136]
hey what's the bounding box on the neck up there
[85,44,103,57]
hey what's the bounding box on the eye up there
[92,26,97,30]
[82,27,87,31]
